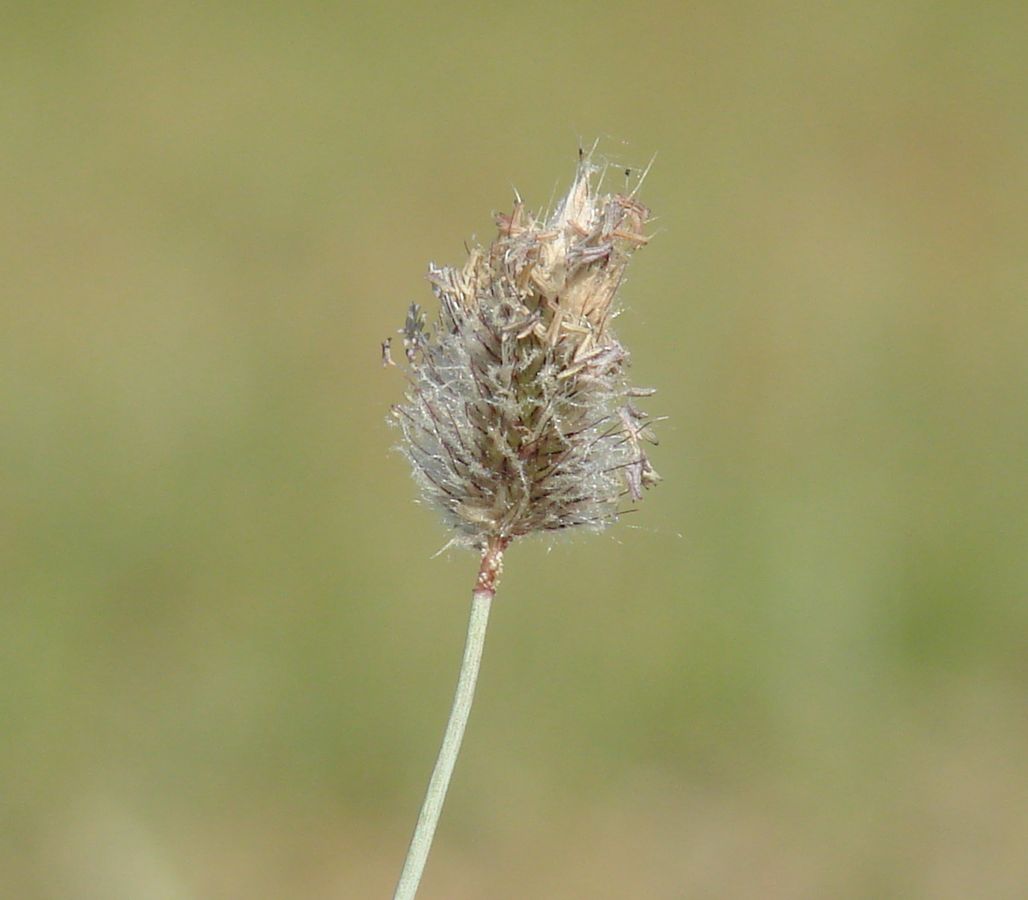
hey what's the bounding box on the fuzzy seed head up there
[389,158,661,548]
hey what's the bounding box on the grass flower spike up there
[389,152,660,899]
[391,155,660,547]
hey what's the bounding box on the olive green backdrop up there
[3,3,1026,897]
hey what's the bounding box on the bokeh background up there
[3,3,1026,898]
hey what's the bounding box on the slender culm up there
[388,151,660,898]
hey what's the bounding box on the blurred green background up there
[3,3,1026,897]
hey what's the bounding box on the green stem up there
[393,540,506,900]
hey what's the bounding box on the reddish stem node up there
[474,536,509,597]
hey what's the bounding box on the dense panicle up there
[390,160,660,548]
